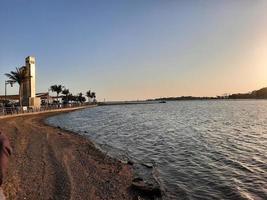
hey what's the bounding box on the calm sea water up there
[46,100,267,200]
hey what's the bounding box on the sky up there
[0,0,267,101]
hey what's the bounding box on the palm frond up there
[5,66,31,85]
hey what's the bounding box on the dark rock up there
[132,177,161,197]
[133,177,143,182]
[141,163,153,168]
[127,160,134,165]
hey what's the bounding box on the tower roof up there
[25,56,35,61]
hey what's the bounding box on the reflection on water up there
[46,100,267,200]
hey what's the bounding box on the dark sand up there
[0,110,136,200]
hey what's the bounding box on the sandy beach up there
[0,108,136,200]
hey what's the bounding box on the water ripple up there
[46,100,267,200]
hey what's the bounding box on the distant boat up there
[159,100,166,103]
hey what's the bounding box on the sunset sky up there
[0,0,267,101]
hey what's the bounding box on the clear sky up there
[0,0,267,101]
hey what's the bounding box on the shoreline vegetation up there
[0,106,162,200]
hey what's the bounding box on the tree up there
[50,85,63,104]
[5,66,30,107]
[91,92,96,102]
[77,92,86,103]
[62,88,70,104]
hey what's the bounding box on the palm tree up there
[86,90,92,102]
[50,85,63,104]
[5,66,30,107]
[78,92,85,103]
[91,92,96,102]
[62,88,70,104]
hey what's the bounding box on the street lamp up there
[4,80,15,106]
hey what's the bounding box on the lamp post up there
[47,88,50,106]
[4,80,14,106]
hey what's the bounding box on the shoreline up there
[0,108,137,200]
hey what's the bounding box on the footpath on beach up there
[0,106,137,200]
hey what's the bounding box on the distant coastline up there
[147,87,267,102]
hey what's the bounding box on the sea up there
[46,100,267,200]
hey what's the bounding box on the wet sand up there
[0,108,136,200]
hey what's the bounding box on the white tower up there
[22,56,40,108]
